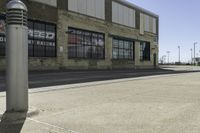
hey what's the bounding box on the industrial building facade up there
[0,0,159,71]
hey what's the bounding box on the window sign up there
[0,14,57,57]
[28,30,55,40]
[28,21,56,57]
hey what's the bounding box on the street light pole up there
[190,48,193,64]
[194,42,198,65]
[166,51,170,64]
[178,46,180,63]
[161,55,166,64]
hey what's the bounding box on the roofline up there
[115,0,159,18]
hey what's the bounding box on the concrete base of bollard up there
[0,107,39,123]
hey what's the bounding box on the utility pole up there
[190,48,193,64]
[194,42,198,65]
[161,55,166,64]
[166,51,170,64]
[178,46,180,63]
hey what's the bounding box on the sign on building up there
[0,14,57,57]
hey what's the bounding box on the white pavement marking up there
[27,118,80,133]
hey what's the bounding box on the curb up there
[1,72,198,97]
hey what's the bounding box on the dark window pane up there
[69,46,76,58]
[112,38,134,60]
[68,27,105,59]
[119,40,124,49]
[140,42,150,61]
[92,33,98,46]
[113,39,119,48]
[0,16,57,57]
[69,33,76,44]
[30,20,56,57]
[98,37,104,46]
[77,46,84,58]
[28,40,34,56]
[0,16,6,56]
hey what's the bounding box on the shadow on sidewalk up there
[0,111,27,133]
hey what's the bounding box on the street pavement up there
[0,66,200,133]
[0,65,200,92]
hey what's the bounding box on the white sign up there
[59,46,63,52]
[0,36,5,42]
[28,29,55,40]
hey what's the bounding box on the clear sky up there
[127,0,200,63]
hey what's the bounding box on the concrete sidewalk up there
[1,72,200,133]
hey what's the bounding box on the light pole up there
[161,55,166,64]
[194,42,198,65]
[190,48,193,64]
[166,51,170,64]
[178,46,180,63]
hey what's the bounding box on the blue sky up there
[127,0,200,63]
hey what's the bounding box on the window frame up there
[28,19,57,58]
[112,37,135,60]
[68,27,105,60]
[0,15,57,58]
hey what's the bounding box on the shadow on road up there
[0,111,27,133]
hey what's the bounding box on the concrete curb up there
[0,72,196,98]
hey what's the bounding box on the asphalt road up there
[0,65,200,92]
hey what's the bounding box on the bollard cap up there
[6,0,27,11]
[6,0,28,26]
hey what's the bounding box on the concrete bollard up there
[6,0,28,112]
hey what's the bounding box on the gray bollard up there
[6,0,28,112]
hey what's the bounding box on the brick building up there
[0,0,159,71]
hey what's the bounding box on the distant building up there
[0,0,159,71]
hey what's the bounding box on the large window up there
[0,14,57,57]
[68,27,105,59]
[28,20,56,57]
[112,38,134,60]
[140,41,150,61]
